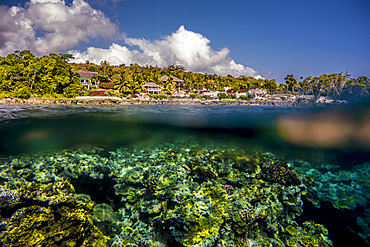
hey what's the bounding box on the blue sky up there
[1,0,369,82]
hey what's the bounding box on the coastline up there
[0,97,337,106]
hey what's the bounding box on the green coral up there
[299,235,318,247]
[109,143,331,246]
[333,196,355,209]
[0,181,109,246]
[0,142,336,247]
[286,225,301,236]
[285,221,331,247]
[234,152,263,175]
[177,186,230,246]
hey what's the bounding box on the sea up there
[0,103,369,246]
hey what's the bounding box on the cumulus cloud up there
[0,0,260,78]
[0,0,117,56]
[70,26,261,78]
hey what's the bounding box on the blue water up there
[0,103,369,246]
[1,104,368,165]
[0,105,300,153]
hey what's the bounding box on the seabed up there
[0,141,368,246]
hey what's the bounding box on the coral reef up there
[0,180,108,246]
[107,143,331,246]
[261,160,301,186]
[291,160,370,243]
[284,221,332,247]
[356,207,370,244]
[291,160,370,210]
[0,142,346,246]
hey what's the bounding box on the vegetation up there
[0,50,81,98]
[1,50,369,101]
[202,95,210,100]
[217,93,236,100]
[149,94,165,100]
[238,95,249,101]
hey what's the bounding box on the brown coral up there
[239,209,252,222]
[261,160,301,186]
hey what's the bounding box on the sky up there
[0,0,369,82]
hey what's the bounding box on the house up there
[143,82,161,94]
[160,75,184,90]
[74,71,99,89]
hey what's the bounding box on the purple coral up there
[222,184,233,195]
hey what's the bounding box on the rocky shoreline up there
[0,97,337,106]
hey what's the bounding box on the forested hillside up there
[1,50,369,101]
[0,51,81,98]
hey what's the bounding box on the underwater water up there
[0,103,369,246]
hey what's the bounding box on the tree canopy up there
[0,51,81,98]
[1,50,369,101]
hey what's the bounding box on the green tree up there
[100,61,110,74]
[88,65,98,72]
[284,74,298,94]
[115,72,132,95]
[263,79,277,94]
[299,76,311,95]
[329,72,349,100]
[310,74,330,101]
[115,71,141,95]
[164,76,176,93]
[341,76,370,101]
[0,51,80,98]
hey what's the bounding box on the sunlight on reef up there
[0,180,108,246]
[0,142,340,246]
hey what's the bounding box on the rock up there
[246,88,268,99]
[0,96,343,106]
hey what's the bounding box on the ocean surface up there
[0,103,369,246]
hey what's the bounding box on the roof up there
[143,82,161,88]
[74,71,98,79]
[160,75,184,82]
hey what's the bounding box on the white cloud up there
[70,26,261,78]
[0,0,117,56]
[0,0,260,78]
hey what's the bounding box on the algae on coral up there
[0,143,340,246]
[0,181,109,246]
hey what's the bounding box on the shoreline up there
[0,97,340,106]
[0,97,338,106]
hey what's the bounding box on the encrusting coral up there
[284,221,331,247]
[0,142,344,246]
[0,180,109,246]
[109,143,332,246]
